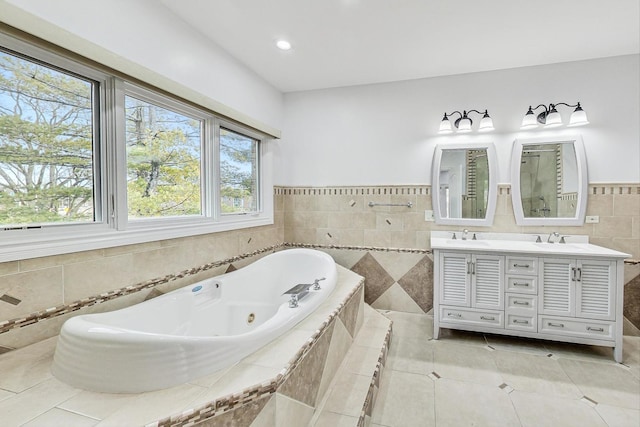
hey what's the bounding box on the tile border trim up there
[275,183,640,196]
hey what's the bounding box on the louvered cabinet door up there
[576,260,615,321]
[439,252,471,307]
[539,258,574,317]
[472,255,504,310]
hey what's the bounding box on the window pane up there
[0,50,97,227]
[220,128,258,214]
[125,95,202,219]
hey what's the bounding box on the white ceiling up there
[161,0,640,93]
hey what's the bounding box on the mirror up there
[511,135,588,226]
[432,142,498,226]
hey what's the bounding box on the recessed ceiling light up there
[276,40,291,51]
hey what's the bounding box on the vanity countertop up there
[431,232,630,259]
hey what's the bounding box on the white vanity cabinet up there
[438,252,504,329]
[432,232,629,362]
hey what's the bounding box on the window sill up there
[0,215,274,263]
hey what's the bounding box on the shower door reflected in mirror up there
[511,136,588,226]
[432,142,497,226]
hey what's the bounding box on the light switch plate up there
[585,215,600,223]
[424,210,434,221]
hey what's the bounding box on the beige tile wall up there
[281,184,640,260]
[1,184,638,349]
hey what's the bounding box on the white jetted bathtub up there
[52,248,337,393]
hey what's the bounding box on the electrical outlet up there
[585,215,600,223]
[424,210,434,221]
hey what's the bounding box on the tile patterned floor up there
[371,311,640,427]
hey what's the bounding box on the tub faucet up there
[312,277,326,290]
[288,294,299,308]
[462,229,469,240]
[547,232,560,244]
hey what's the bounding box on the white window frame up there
[0,33,273,263]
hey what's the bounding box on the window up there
[0,32,273,262]
[0,47,101,227]
[220,127,259,214]
[124,91,203,219]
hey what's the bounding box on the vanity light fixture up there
[520,102,589,130]
[438,109,494,134]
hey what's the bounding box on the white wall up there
[276,55,639,186]
[1,0,283,133]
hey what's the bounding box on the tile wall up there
[1,183,639,353]
[279,184,640,332]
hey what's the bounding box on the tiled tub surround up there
[0,265,393,426]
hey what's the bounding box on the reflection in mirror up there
[432,142,497,226]
[511,136,587,226]
[520,143,578,218]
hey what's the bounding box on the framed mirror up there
[432,142,498,226]
[511,135,588,226]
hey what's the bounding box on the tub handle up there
[313,277,326,290]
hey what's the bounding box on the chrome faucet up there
[462,229,469,241]
[547,232,560,244]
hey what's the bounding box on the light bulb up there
[544,106,562,128]
[568,104,589,127]
[457,117,472,133]
[478,111,494,132]
[438,114,453,133]
[520,107,538,129]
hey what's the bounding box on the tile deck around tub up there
[0,265,364,427]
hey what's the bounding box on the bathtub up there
[51,248,337,393]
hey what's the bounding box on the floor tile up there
[559,358,640,410]
[386,334,433,375]
[434,378,520,427]
[432,341,504,386]
[493,350,582,398]
[595,403,640,427]
[510,390,607,427]
[371,370,435,427]
[484,333,549,355]
[382,311,432,339]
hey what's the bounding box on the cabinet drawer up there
[538,316,614,341]
[506,256,538,275]
[440,306,503,329]
[506,313,537,332]
[506,293,537,313]
[506,276,537,294]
